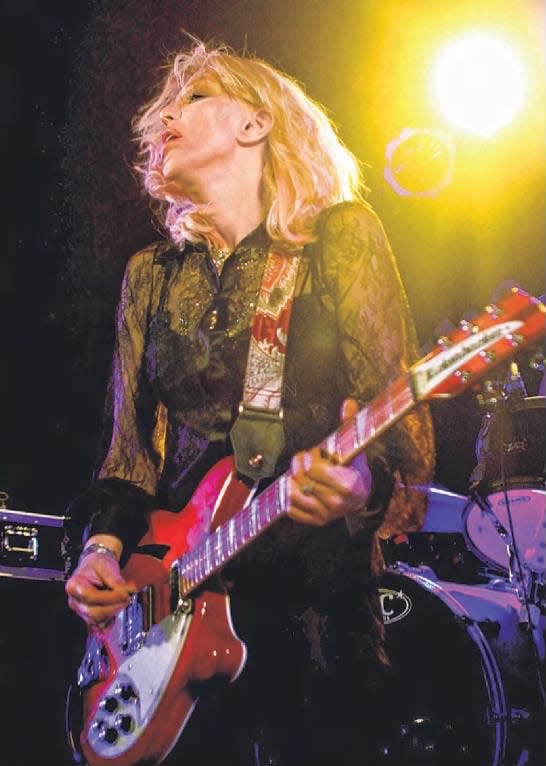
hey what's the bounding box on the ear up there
[238,107,273,146]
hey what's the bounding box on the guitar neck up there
[174,288,546,597]
[176,372,415,596]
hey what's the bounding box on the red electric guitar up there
[67,288,545,766]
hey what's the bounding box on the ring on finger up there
[301,481,315,496]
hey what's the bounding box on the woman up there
[65,40,434,765]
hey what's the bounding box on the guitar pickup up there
[170,562,193,616]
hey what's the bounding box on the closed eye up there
[189,93,207,102]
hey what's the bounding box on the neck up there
[205,188,264,251]
[177,152,266,251]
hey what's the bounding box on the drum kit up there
[378,367,546,765]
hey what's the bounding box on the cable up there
[498,400,546,707]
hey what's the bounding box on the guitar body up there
[76,457,250,766]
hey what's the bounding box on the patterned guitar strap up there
[230,245,302,481]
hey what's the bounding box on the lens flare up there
[431,32,527,137]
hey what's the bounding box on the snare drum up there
[371,566,545,766]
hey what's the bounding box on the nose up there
[160,104,178,125]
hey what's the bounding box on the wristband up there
[78,542,119,565]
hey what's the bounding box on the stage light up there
[431,32,527,138]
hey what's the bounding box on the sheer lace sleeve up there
[317,202,435,536]
[97,246,164,493]
[63,247,165,569]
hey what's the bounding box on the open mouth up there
[162,129,182,147]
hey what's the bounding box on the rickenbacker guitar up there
[67,289,545,766]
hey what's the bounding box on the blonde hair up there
[133,40,366,248]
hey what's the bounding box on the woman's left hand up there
[287,398,372,526]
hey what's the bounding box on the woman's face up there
[159,76,254,195]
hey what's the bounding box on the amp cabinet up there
[0,509,84,765]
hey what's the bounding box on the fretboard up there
[177,372,415,597]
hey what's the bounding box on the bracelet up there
[78,542,119,565]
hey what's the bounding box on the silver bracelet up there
[78,542,119,564]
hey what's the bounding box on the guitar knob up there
[119,684,138,702]
[115,714,134,734]
[100,696,118,713]
[114,684,137,702]
[99,727,119,745]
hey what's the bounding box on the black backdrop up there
[0,2,544,764]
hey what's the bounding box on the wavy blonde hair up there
[133,40,366,248]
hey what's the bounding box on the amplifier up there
[0,508,66,581]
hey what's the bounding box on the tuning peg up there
[430,319,456,352]
[504,332,524,347]
[459,319,480,334]
[436,335,453,350]
[479,350,496,364]
[485,303,503,319]
[490,279,524,303]
[455,370,472,383]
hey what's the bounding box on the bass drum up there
[369,567,545,766]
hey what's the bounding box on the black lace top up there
[66,202,434,571]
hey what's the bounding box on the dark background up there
[0,1,544,764]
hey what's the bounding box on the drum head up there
[464,488,546,574]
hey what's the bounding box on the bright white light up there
[432,32,527,137]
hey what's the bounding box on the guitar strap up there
[230,246,302,481]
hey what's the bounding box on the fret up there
[260,495,270,529]
[277,474,287,516]
[196,550,203,581]
[324,431,338,460]
[354,407,367,451]
[260,485,274,525]
[351,418,359,454]
[205,536,212,575]
[337,422,354,462]
[253,498,263,531]
[214,528,223,567]
[265,491,273,523]
[241,508,249,543]
[228,518,236,555]
[188,554,198,586]
[249,506,257,538]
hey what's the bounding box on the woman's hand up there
[65,535,134,630]
[287,398,372,526]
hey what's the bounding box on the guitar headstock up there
[412,288,545,401]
